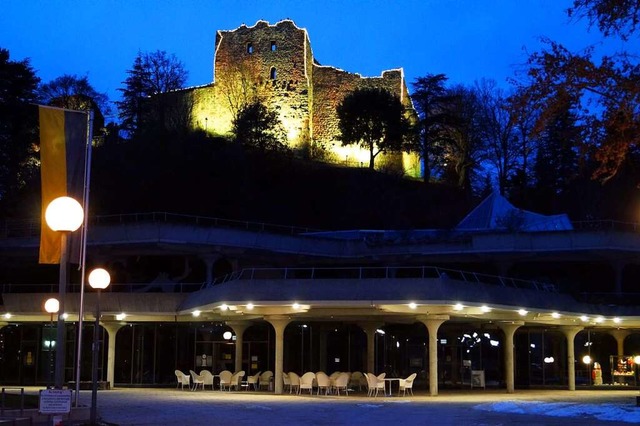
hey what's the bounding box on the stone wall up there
[171,19,419,176]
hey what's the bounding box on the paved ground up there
[62,387,640,425]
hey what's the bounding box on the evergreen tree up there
[117,51,188,138]
[533,97,581,200]
[0,49,40,201]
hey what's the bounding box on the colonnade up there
[98,319,636,394]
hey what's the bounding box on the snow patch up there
[475,400,640,423]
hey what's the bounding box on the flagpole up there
[74,110,94,407]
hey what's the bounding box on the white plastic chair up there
[399,373,417,396]
[190,370,205,391]
[218,370,233,391]
[229,370,245,391]
[175,370,190,390]
[247,371,261,390]
[332,372,350,395]
[365,372,384,397]
[288,371,301,394]
[259,370,273,390]
[282,372,291,393]
[315,371,330,395]
[299,372,316,395]
[199,370,215,390]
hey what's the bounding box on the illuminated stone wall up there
[179,20,419,177]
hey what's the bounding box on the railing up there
[0,266,557,295]
[210,266,558,293]
[4,214,640,240]
[0,281,205,295]
[0,212,320,239]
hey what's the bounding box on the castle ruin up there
[180,19,420,176]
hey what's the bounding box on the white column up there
[265,316,290,394]
[419,315,449,396]
[102,322,124,389]
[227,321,249,373]
[610,330,630,357]
[359,322,383,374]
[562,326,583,391]
[498,322,523,394]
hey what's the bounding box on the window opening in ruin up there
[271,41,277,51]
[247,43,254,54]
[270,67,277,80]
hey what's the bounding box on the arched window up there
[247,43,254,54]
[271,41,277,51]
[270,67,277,80]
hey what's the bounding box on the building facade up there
[2,195,640,394]
[178,20,420,176]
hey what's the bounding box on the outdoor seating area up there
[174,369,418,397]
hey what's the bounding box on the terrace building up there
[1,193,640,394]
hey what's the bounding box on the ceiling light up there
[292,303,300,310]
[116,313,126,321]
[246,303,254,310]
[551,312,561,319]
[595,316,604,323]
[518,309,528,316]
[480,305,491,313]
[220,304,228,311]
[408,302,417,309]
[580,315,589,322]
[3,313,11,319]
[192,310,201,317]
[453,303,464,311]
[613,317,621,324]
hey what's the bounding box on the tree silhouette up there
[232,101,288,153]
[337,87,409,170]
[0,49,40,201]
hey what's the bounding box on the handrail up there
[4,214,640,240]
[0,266,556,295]
[0,212,321,239]
[209,266,558,293]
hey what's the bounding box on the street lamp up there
[44,298,60,388]
[45,196,84,389]
[88,267,110,426]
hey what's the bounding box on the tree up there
[517,1,640,182]
[337,87,409,170]
[0,49,40,201]
[438,85,487,194]
[117,50,188,137]
[410,74,451,182]
[232,101,288,153]
[533,96,582,196]
[475,79,519,195]
[38,74,108,137]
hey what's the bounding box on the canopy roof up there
[456,192,573,232]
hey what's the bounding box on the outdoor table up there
[383,378,401,396]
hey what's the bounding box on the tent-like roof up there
[456,192,573,232]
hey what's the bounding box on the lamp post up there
[44,196,84,389]
[44,298,60,388]
[88,268,110,426]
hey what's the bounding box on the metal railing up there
[0,212,320,239]
[0,266,556,295]
[0,281,204,295]
[4,213,640,240]
[210,266,558,293]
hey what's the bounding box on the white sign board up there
[39,389,72,414]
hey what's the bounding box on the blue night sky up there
[0,0,623,122]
